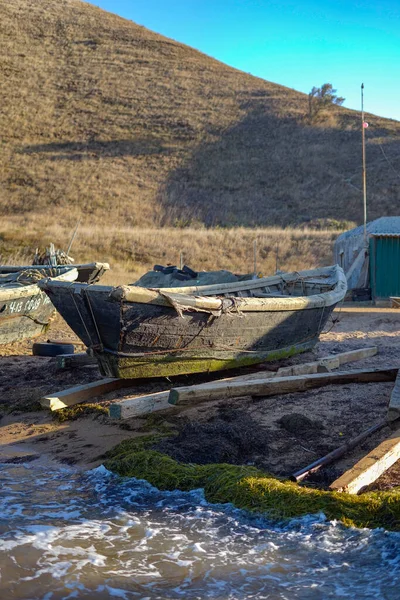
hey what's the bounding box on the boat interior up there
[0,266,74,289]
[156,267,341,299]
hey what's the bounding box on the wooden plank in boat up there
[330,426,400,494]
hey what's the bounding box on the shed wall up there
[334,232,367,289]
[370,236,400,299]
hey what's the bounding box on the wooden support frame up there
[108,347,378,420]
[108,391,171,419]
[56,353,97,369]
[168,367,396,407]
[42,346,380,416]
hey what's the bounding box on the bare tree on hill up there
[308,83,345,120]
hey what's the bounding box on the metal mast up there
[361,83,367,245]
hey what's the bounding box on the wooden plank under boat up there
[38,265,347,378]
[0,267,78,345]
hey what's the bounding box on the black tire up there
[32,342,75,357]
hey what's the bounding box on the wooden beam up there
[168,367,398,406]
[330,425,400,494]
[56,353,97,369]
[388,370,400,422]
[41,378,137,411]
[390,297,400,309]
[276,346,377,377]
[335,346,378,365]
[109,391,171,419]
[195,346,377,385]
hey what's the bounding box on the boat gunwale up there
[0,262,110,274]
[38,265,347,313]
[0,267,79,302]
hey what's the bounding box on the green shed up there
[334,217,400,302]
[369,234,400,301]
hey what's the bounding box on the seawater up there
[0,460,400,600]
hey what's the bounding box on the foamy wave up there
[0,462,399,599]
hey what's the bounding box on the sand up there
[1,307,400,490]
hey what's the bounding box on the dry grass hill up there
[2,0,400,230]
[1,0,400,279]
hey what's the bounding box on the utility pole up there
[361,83,368,246]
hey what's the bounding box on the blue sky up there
[91,0,400,121]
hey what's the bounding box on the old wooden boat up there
[38,265,347,378]
[0,262,110,284]
[0,267,78,345]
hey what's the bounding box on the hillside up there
[1,0,400,230]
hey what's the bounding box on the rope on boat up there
[82,288,103,346]
[66,283,105,351]
[321,298,344,335]
[68,286,97,348]
[14,268,60,286]
[18,314,52,326]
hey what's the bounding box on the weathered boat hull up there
[39,265,346,378]
[0,268,78,345]
[0,290,56,345]
[98,303,331,378]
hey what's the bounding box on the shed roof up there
[336,217,400,243]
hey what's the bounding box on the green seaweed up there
[140,413,178,433]
[104,437,400,532]
[53,403,109,422]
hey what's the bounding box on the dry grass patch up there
[0,216,338,284]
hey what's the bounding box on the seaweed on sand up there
[104,436,400,532]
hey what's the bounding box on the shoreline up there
[1,306,400,529]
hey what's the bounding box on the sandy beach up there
[1,307,400,490]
